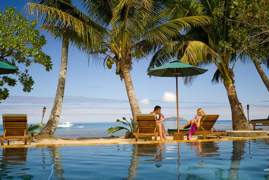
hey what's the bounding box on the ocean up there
[0,119,233,138]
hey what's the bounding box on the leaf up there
[181,41,218,65]
[212,69,223,83]
[28,123,43,133]
[107,126,129,134]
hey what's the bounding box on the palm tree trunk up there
[253,58,269,92]
[121,64,141,119]
[223,78,249,130]
[217,58,249,130]
[41,36,69,135]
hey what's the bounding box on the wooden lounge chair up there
[174,114,221,140]
[250,116,269,130]
[133,114,158,141]
[1,114,29,145]
[198,114,220,131]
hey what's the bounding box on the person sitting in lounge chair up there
[150,105,166,141]
[183,108,206,140]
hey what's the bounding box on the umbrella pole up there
[176,76,179,132]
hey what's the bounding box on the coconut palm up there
[29,0,211,123]
[28,0,104,135]
[228,0,269,92]
[180,0,251,130]
[150,0,250,130]
[252,58,269,92]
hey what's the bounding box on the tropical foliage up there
[107,117,136,138]
[229,0,269,91]
[28,123,43,135]
[149,0,253,130]
[28,0,210,135]
[0,8,51,101]
[28,0,106,135]
[16,0,268,133]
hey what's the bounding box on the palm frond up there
[144,16,211,44]
[264,57,269,69]
[116,118,130,126]
[182,76,197,85]
[148,41,185,69]
[107,126,129,134]
[28,2,105,49]
[132,40,159,59]
[80,0,113,25]
[212,69,223,83]
[181,40,218,65]
[28,123,43,133]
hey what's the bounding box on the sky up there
[0,1,268,123]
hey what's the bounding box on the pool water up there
[0,140,269,180]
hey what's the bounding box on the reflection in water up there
[127,143,165,180]
[229,141,245,180]
[184,142,221,179]
[0,141,268,179]
[189,142,219,157]
[2,147,28,164]
[0,147,33,179]
[128,144,138,180]
[49,147,65,180]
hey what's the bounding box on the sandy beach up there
[1,135,268,148]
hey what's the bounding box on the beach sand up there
[1,135,269,148]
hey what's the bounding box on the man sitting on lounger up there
[183,108,206,140]
[150,105,166,141]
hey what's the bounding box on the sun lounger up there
[133,114,158,141]
[173,114,220,140]
[1,114,29,145]
[250,116,269,130]
[198,114,220,131]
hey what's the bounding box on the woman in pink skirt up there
[183,108,205,140]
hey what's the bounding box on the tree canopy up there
[0,8,52,101]
[229,0,269,64]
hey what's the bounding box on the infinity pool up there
[0,140,268,179]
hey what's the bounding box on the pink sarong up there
[188,123,197,140]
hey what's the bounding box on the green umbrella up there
[148,59,207,132]
[0,61,17,74]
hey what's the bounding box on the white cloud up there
[162,91,176,102]
[140,98,150,105]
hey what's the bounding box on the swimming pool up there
[0,140,268,179]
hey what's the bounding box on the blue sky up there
[0,1,268,123]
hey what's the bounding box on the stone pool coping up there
[1,135,269,148]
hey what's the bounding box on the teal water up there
[54,120,233,138]
[0,140,269,179]
[0,120,234,138]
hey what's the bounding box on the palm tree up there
[150,0,249,130]
[252,58,269,92]
[41,35,69,135]
[228,0,269,92]
[180,0,255,130]
[28,0,104,135]
[29,0,210,122]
